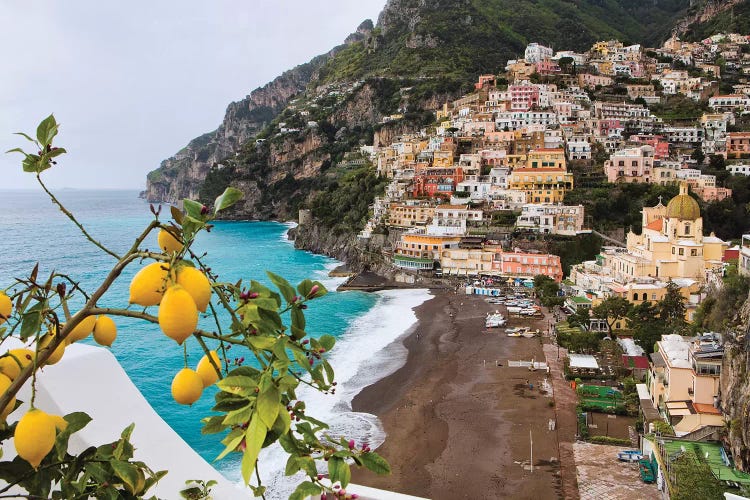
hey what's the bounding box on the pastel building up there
[740,235,750,277]
[393,232,461,270]
[604,145,655,183]
[515,204,586,235]
[727,132,750,159]
[387,202,435,228]
[647,334,724,433]
[509,149,574,203]
[439,247,563,281]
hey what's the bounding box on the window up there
[691,249,697,256]
[679,248,684,256]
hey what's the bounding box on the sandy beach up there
[351,289,577,499]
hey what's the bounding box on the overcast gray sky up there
[1,1,386,190]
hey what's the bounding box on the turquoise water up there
[0,189,378,471]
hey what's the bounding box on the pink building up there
[604,145,655,183]
[535,59,561,75]
[491,251,563,282]
[509,81,540,111]
[475,74,496,90]
[629,135,670,159]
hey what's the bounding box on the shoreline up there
[350,289,572,499]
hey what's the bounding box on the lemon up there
[67,315,97,343]
[0,374,16,420]
[0,356,21,381]
[196,350,221,387]
[158,285,198,345]
[171,368,203,405]
[14,408,56,469]
[93,316,117,347]
[158,229,183,254]
[129,262,170,307]
[177,266,211,312]
[0,292,11,325]
[50,414,68,432]
[39,333,65,365]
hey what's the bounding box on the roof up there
[623,355,650,370]
[693,403,722,415]
[569,296,592,304]
[568,354,600,370]
[645,218,663,231]
[666,191,700,220]
[659,334,692,369]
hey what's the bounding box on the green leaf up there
[214,187,244,214]
[201,415,227,435]
[266,271,296,303]
[291,325,306,340]
[5,148,26,154]
[53,412,92,460]
[289,481,321,500]
[241,414,267,485]
[216,375,257,395]
[318,334,336,352]
[285,455,302,476]
[278,432,302,454]
[359,451,391,475]
[322,360,335,385]
[36,114,58,147]
[222,404,253,426]
[296,279,314,297]
[272,405,291,435]
[19,300,45,341]
[247,335,276,351]
[183,199,204,220]
[226,366,261,378]
[13,132,37,143]
[328,456,351,487]
[170,206,184,225]
[110,460,139,494]
[257,383,280,429]
[214,431,244,461]
[291,307,306,331]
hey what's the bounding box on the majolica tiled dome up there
[666,184,700,220]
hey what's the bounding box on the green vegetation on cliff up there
[682,2,750,41]
[316,0,691,83]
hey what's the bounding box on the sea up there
[0,189,429,497]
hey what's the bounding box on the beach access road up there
[351,290,568,499]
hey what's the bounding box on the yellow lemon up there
[39,334,65,365]
[129,262,170,307]
[0,292,11,325]
[171,368,203,405]
[93,316,117,347]
[196,351,221,387]
[176,266,211,313]
[67,315,97,343]
[0,349,35,380]
[158,229,183,254]
[0,374,17,420]
[0,356,21,381]
[14,408,56,469]
[50,414,68,432]
[158,285,198,345]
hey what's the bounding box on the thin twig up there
[36,174,121,260]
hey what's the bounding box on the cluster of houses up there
[345,34,750,283]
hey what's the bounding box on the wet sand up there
[351,290,572,499]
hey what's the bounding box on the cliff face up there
[144,53,333,203]
[721,291,750,470]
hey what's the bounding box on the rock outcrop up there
[721,290,750,470]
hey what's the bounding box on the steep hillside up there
[145,0,695,213]
[680,0,750,41]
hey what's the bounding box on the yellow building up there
[393,232,461,270]
[616,184,728,283]
[387,202,435,228]
[509,148,573,203]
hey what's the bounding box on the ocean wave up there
[221,288,432,498]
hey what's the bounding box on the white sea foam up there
[279,221,298,245]
[221,288,432,498]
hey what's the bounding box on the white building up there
[741,235,750,277]
[427,204,484,236]
[516,203,587,236]
[567,136,592,160]
[727,164,750,176]
[525,42,553,63]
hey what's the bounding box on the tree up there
[691,147,705,165]
[567,307,592,330]
[659,281,688,334]
[592,296,632,333]
[628,300,665,353]
[0,116,390,498]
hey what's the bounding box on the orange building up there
[393,233,462,270]
[509,149,573,203]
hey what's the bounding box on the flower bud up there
[200,205,209,215]
[348,439,355,450]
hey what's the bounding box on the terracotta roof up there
[645,218,663,231]
[693,403,722,415]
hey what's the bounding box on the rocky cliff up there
[721,291,750,470]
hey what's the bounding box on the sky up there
[0,1,386,190]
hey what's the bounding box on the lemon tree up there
[0,115,390,499]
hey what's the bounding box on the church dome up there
[666,183,700,220]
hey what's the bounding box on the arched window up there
[633,293,639,301]
[684,223,691,235]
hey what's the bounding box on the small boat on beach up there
[485,312,506,328]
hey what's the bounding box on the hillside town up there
[324,33,750,498]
